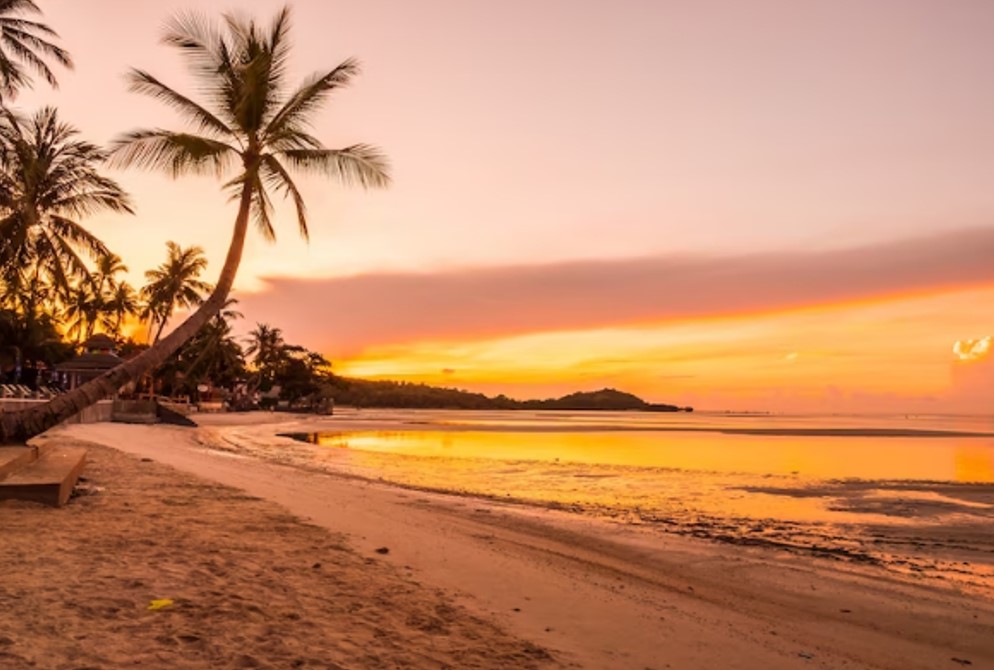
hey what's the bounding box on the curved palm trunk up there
[0,179,255,444]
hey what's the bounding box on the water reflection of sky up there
[305,429,994,482]
[265,412,994,589]
[263,422,994,533]
[408,409,994,434]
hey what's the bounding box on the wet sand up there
[25,416,994,670]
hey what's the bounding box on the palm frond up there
[161,11,224,83]
[31,231,75,295]
[263,124,324,152]
[110,129,237,177]
[250,170,276,241]
[264,58,360,139]
[0,15,59,38]
[126,69,235,140]
[266,6,293,93]
[278,145,391,189]
[0,41,27,95]
[49,185,135,218]
[2,24,71,67]
[47,216,110,259]
[1,30,56,86]
[0,0,72,99]
[262,154,308,239]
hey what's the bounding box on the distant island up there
[323,378,692,412]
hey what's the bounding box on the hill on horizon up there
[324,378,692,412]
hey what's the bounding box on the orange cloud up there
[237,228,994,358]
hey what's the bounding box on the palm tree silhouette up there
[140,242,211,343]
[245,323,287,388]
[1,6,390,442]
[0,0,72,101]
[106,281,139,339]
[0,107,133,298]
[93,253,128,295]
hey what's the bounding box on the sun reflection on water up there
[307,429,994,483]
[268,414,994,590]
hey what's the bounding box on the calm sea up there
[264,409,994,588]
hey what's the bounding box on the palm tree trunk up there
[0,178,256,444]
[154,316,168,343]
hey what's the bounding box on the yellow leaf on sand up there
[147,599,174,611]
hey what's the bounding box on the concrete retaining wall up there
[111,399,158,424]
[0,398,113,425]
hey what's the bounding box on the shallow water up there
[266,410,994,590]
[294,426,994,481]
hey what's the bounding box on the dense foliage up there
[0,4,388,444]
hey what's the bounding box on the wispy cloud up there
[238,228,994,355]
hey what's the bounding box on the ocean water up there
[268,409,994,589]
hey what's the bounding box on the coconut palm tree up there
[105,281,138,338]
[0,107,133,295]
[0,6,389,442]
[93,252,127,295]
[63,279,99,344]
[0,0,72,101]
[245,323,284,363]
[87,252,133,337]
[245,322,286,388]
[140,242,211,343]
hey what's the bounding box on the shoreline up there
[203,413,994,594]
[34,417,994,669]
[290,422,994,439]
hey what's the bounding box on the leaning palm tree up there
[0,6,389,442]
[0,0,72,101]
[140,242,211,343]
[0,107,134,294]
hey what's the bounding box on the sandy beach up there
[4,2,994,668]
[0,414,988,669]
[0,440,554,669]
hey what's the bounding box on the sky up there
[14,0,994,411]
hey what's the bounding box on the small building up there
[56,334,123,390]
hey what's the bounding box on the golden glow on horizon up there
[333,284,994,411]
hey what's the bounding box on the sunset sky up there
[16,0,994,411]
